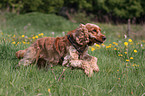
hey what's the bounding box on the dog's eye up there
[93,30,97,32]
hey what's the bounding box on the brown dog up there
[16,23,106,76]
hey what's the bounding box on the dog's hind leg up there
[17,47,37,66]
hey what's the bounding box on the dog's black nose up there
[102,36,106,41]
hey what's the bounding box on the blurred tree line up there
[0,0,145,24]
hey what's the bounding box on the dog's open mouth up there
[95,39,103,44]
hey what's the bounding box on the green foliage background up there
[0,0,145,21]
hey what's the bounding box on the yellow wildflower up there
[48,89,50,92]
[101,44,105,46]
[130,57,133,59]
[23,41,26,44]
[32,37,35,39]
[117,70,119,71]
[128,39,132,42]
[13,35,15,37]
[12,42,16,44]
[106,46,111,49]
[41,33,44,36]
[101,44,105,47]
[124,52,127,54]
[95,44,101,48]
[124,42,128,46]
[35,35,38,38]
[91,47,95,51]
[126,59,129,62]
[113,42,118,45]
[118,54,123,56]
[134,50,137,53]
[113,42,116,44]
[114,48,117,50]
[22,35,25,37]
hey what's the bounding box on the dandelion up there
[118,54,123,56]
[142,40,145,43]
[124,52,127,54]
[126,59,129,62]
[130,57,133,59]
[113,42,118,46]
[134,50,137,53]
[128,39,132,42]
[106,46,111,49]
[114,48,117,50]
[23,41,26,44]
[117,70,119,71]
[41,33,44,36]
[115,43,118,46]
[22,35,25,38]
[12,41,16,44]
[113,42,116,44]
[48,88,51,96]
[101,44,105,47]
[35,35,38,38]
[48,89,50,92]
[32,37,35,39]
[124,42,128,46]
[95,44,101,48]
[91,47,95,51]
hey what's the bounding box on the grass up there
[0,12,145,96]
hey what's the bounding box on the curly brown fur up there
[16,23,106,77]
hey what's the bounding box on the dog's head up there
[85,23,106,45]
[68,23,106,46]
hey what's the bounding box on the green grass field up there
[0,12,145,96]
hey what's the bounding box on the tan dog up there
[16,23,106,76]
[62,24,105,76]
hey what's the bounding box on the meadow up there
[0,12,145,96]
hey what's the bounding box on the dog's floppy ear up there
[72,24,89,45]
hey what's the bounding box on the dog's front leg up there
[89,56,99,72]
[82,54,99,72]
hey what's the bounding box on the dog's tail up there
[16,50,27,59]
